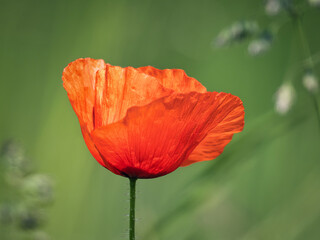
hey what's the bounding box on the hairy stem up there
[129,178,137,240]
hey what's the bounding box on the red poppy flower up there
[62,58,244,178]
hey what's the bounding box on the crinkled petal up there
[62,59,174,131]
[80,123,122,175]
[181,99,244,166]
[137,66,207,94]
[93,65,172,128]
[62,58,105,132]
[91,92,243,178]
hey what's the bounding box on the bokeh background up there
[1,0,320,239]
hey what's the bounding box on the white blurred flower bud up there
[22,174,54,205]
[309,0,320,7]
[1,141,33,185]
[248,38,271,56]
[214,21,259,47]
[274,83,296,115]
[215,30,231,47]
[265,0,282,16]
[303,72,319,94]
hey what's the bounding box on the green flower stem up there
[129,178,137,240]
[296,18,314,69]
[296,16,320,128]
[287,7,320,128]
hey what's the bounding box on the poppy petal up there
[80,123,122,175]
[93,65,173,128]
[63,59,173,131]
[62,58,105,132]
[91,92,243,178]
[181,100,244,167]
[137,66,207,94]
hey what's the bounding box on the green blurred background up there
[1,0,320,239]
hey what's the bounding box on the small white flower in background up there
[303,72,319,94]
[274,83,296,115]
[309,0,320,7]
[265,0,282,16]
[214,21,259,47]
[248,38,272,56]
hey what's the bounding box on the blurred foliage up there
[214,0,320,116]
[0,0,320,240]
[0,141,53,240]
